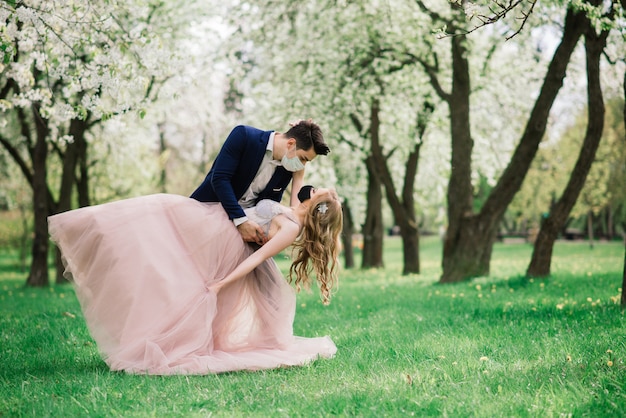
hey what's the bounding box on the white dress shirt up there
[234,132,281,226]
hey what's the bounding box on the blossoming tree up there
[0,0,201,286]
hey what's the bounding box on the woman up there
[48,187,342,375]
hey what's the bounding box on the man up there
[191,119,330,245]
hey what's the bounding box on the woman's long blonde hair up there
[289,189,343,305]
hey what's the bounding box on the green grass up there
[1,237,624,417]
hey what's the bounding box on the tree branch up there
[0,134,33,185]
[439,0,538,40]
[407,51,451,102]
[349,113,366,137]
[414,0,445,23]
[337,132,364,153]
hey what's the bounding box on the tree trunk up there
[399,226,420,275]
[26,103,50,287]
[345,110,385,269]
[587,210,595,249]
[341,199,355,269]
[361,155,384,268]
[54,118,89,284]
[618,67,625,310]
[621,235,625,309]
[443,214,499,281]
[159,124,167,193]
[369,99,432,275]
[527,22,608,278]
[1,99,55,287]
[606,206,614,241]
[77,130,90,207]
[440,8,475,282]
[440,6,589,283]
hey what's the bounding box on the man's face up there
[285,139,317,167]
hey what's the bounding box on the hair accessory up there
[317,203,328,214]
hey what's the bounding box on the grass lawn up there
[0,237,624,417]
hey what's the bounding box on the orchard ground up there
[0,235,624,417]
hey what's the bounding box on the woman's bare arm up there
[212,215,300,291]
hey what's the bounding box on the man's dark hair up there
[285,120,330,156]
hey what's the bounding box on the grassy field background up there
[0,236,624,417]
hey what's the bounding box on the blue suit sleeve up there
[210,125,249,220]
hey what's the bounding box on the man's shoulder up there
[232,125,272,135]
[228,125,273,145]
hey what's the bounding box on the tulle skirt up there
[48,194,336,374]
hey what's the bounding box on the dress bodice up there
[244,200,299,235]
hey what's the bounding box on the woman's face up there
[309,188,339,206]
[310,187,333,199]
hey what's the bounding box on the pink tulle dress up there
[48,194,336,375]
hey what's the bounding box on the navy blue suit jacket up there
[190,125,293,220]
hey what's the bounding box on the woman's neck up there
[292,203,309,226]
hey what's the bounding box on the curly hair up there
[288,189,342,305]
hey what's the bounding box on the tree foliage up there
[1,0,624,286]
[511,97,626,236]
[0,0,205,285]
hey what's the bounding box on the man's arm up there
[290,169,305,207]
[211,126,269,245]
[210,126,249,220]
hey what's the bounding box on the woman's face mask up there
[297,185,315,202]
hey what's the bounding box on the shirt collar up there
[267,132,280,165]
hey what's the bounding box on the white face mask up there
[281,147,305,172]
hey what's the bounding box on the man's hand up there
[237,220,268,245]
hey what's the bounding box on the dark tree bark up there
[439,10,474,282]
[527,21,609,278]
[76,129,91,208]
[347,107,385,269]
[586,210,595,249]
[369,99,433,274]
[53,117,90,283]
[158,123,167,193]
[0,109,54,286]
[341,199,355,269]
[621,238,626,309]
[605,206,614,241]
[362,154,385,268]
[396,136,422,275]
[26,103,50,287]
[435,5,589,282]
[621,70,626,310]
